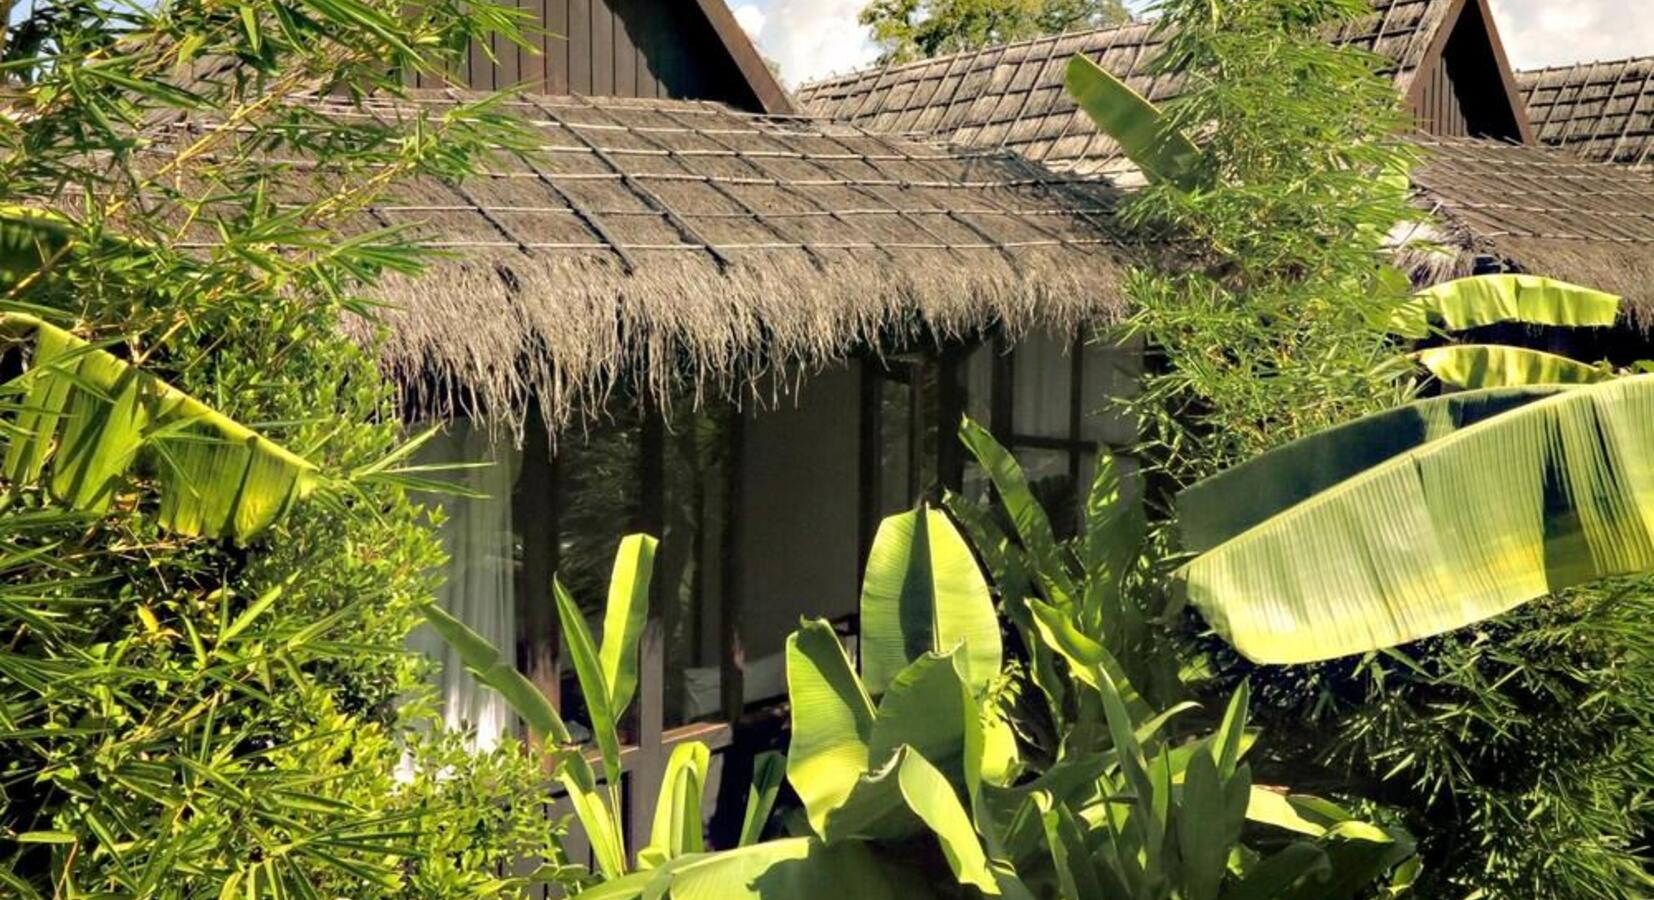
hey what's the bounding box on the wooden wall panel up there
[415,0,774,111]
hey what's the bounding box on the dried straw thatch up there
[796,0,1452,178]
[1519,57,1654,169]
[324,92,1133,432]
[799,1,1654,318]
[1412,136,1654,321]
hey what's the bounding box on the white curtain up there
[407,421,520,752]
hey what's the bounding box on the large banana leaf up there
[785,619,875,836]
[865,651,982,797]
[1415,345,1611,390]
[1065,54,1200,188]
[957,417,1077,605]
[1390,274,1621,338]
[0,314,318,542]
[0,206,74,289]
[1177,385,1570,553]
[578,837,938,900]
[1181,375,1654,663]
[859,506,1002,697]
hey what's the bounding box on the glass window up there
[1079,336,1141,447]
[1011,330,1074,440]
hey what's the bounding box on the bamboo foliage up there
[0,314,318,542]
[1181,375,1654,664]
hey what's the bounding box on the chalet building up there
[377,0,1654,868]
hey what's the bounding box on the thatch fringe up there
[352,244,1130,439]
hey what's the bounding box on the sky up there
[733,0,1654,87]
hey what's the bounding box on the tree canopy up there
[861,0,1132,64]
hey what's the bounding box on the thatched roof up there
[1519,57,1654,168]
[333,92,1132,429]
[795,0,1452,178]
[796,3,1654,317]
[1412,136,1654,320]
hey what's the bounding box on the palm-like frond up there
[1180,376,1654,663]
[0,314,318,542]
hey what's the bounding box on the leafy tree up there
[861,0,1131,65]
[0,0,578,895]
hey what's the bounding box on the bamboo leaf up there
[1415,345,1612,390]
[1392,274,1621,338]
[1182,375,1654,663]
[859,505,1002,697]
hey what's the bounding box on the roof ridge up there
[1517,54,1654,79]
[797,18,1158,92]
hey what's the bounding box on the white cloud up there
[1485,0,1654,70]
[732,2,768,39]
[740,0,879,87]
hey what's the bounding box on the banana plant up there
[1394,274,1624,389]
[1174,271,1654,663]
[0,313,319,542]
[1065,55,1201,188]
[422,533,720,881]
[571,508,1413,899]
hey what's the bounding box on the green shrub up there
[0,0,576,895]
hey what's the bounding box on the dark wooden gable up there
[413,0,794,114]
[1407,0,1533,142]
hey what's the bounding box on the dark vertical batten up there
[429,0,791,113]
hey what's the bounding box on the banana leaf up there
[0,314,318,542]
[417,601,572,744]
[640,740,711,868]
[577,836,937,900]
[0,206,75,289]
[599,533,657,716]
[1391,274,1621,338]
[865,651,982,798]
[553,578,622,783]
[957,417,1077,605]
[1181,375,1654,663]
[737,751,787,847]
[1065,54,1201,188]
[859,506,1002,697]
[1177,385,1571,553]
[1415,344,1611,390]
[785,619,875,836]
